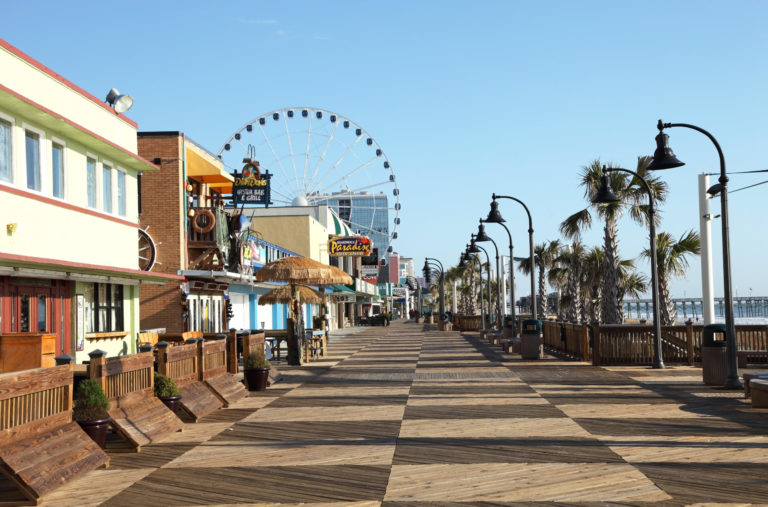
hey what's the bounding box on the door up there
[6,281,69,355]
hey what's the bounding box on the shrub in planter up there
[244,348,271,391]
[73,378,111,449]
[154,372,182,413]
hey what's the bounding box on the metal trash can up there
[520,319,543,359]
[503,315,516,339]
[702,323,728,385]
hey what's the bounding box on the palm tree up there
[560,156,668,324]
[642,230,701,325]
[518,240,561,317]
[548,241,585,323]
[581,246,604,323]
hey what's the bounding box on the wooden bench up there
[88,350,183,452]
[743,372,768,398]
[750,379,768,408]
[199,339,246,407]
[738,350,768,368]
[0,364,109,505]
[156,341,222,422]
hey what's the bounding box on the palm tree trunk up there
[566,263,581,323]
[601,218,622,324]
[537,266,546,317]
[658,272,676,325]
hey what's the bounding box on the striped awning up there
[330,213,352,236]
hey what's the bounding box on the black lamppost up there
[484,201,516,332]
[424,257,445,317]
[476,221,502,330]
[489,194,537,321]
[463,246,485,330]
[405,275,421,317]
[648,120,740,387]
[470,236,493,331]
[594,167,664,369]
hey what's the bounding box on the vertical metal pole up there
[698,173,715,325]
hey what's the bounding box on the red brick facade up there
[138,133,185,332]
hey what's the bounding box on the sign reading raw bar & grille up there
[328,236,372,257]
[234,162,272,206]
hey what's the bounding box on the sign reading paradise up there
[328,236,372,257]
[233,161,272,206]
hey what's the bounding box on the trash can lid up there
[703,323,726,332]
[521,319,542,332]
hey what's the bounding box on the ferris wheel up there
[216,107,400,256]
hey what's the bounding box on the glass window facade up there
[317,193,390,258]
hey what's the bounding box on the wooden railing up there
[242,331,266,359]
[542,320,768,366]
[452,315,483,331]
[157,342,198,383]
[542,321,591,361]
[201,339,228,381]
[0,365,72,431]
[88,351,153,400]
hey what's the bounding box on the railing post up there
[88,349,107,391]
[591,324,600,366]
[55,354,74,366]
[227,329,238,374]
[686,320,695,366]
[156,341,170,376]
[196,338,206,381]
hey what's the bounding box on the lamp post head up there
[468,240,481,253]
[485,200,506,223]
[592,174,621,204]
[707,183,724,197]
[648,126,685,170]
[475,222,491,242]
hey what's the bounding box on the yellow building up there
[0,38,178,366]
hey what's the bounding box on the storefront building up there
[0,39,179,365]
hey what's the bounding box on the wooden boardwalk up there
[19,321,768,505]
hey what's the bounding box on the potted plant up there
[154,372,182,414]
[73,378,111,449]
[244,348,271,391]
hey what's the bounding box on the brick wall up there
[138,134,185,332]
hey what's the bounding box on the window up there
[51,142,64,198]
[0,118,11,182]
[87,157,97,208]
[117,170,126,216]
[84,283,124,332]
[102,165,112,213]
[25,130,40,191]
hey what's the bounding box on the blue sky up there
[3,1,768,298]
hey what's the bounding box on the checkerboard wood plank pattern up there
[27,321,768,506]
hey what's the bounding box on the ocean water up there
[625,300,768,325]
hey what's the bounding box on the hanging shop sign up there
[233,161,272,206]
[361,264,379,284]
[240,235,267,270]
[328,236,372,257]
[392,287,407,298]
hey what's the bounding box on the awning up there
[0,252,182,286]
[328,284,355,294]
[330,213,353,236]
[185,144,233,193]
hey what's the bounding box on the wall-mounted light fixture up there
[105,88,134,114]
